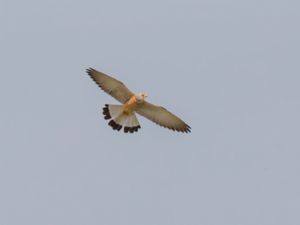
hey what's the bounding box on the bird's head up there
[135,92,148,103]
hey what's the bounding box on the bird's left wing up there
[136,101,191,133]
[86,68,134,104]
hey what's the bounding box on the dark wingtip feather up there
[86,68,95,75]
[183,124,192,133]
[173,124,191,134]
[86,68,105,91]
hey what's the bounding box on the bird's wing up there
[136,101,191,133]
[86,68,134,104]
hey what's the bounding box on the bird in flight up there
[86,68,191,133]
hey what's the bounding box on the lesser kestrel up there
[86,68,191,133]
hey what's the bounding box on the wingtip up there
[181,125,191,134]
[182,129,191,134]
[86,67,94,75]
[187,126,192,133]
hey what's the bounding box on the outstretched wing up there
[86,68,134,104]
[136,102,191,133]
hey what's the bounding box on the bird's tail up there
[102,104,141,133]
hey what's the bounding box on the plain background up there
[1,0,299,224]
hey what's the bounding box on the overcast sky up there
[1,0,300,224]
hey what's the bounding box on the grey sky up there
[1,0,300,224]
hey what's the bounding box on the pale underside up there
[86,68,191,133]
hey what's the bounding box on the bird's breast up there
[123,96,139,115]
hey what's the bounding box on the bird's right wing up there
[136,101,191,133]
[86,68,134,104]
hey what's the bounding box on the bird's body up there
[86,68,191,133]
[123,95,140,115]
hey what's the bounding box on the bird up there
[86,68,191,134]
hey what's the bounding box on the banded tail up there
[102,104,141,133]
